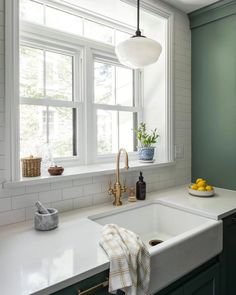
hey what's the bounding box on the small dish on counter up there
[188,187,215,197]
[48,165,64,176]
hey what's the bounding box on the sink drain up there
[149,239,163,246]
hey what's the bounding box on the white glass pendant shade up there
[115,36,162,69]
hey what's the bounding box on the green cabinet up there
[220,213,236,295]
[156,263,220,295]
[52,261,220,295]
[183,264,219,295]
[52,271,110,295]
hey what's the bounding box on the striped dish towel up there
[100,224,150,295]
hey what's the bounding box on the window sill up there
[3,160,176,189]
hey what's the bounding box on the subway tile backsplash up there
[0,2,191,226]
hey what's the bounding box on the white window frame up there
[6,0,174,181]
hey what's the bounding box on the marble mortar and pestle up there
[34,201,59,231]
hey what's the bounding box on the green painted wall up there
[190,3,236,190]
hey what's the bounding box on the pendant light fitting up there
[115,0,162,69]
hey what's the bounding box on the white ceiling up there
[160,0,220,13]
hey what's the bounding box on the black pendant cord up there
[135,0,144,37]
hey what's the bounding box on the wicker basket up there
[21,156,42,177]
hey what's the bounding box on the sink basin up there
[89,201,222,294]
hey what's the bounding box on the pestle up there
[35,201,50,214]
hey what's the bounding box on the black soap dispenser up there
[136,171,146,200]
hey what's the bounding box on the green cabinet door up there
[220,213,236,295]
[53,262,220,295]
[183,264,220,295]
[52,271,110,295]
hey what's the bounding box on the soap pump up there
[136,171,146,200]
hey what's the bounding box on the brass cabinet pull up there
[77,278,109,295]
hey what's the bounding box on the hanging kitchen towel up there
[100,224,150,295]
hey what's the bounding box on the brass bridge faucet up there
[108,148,129,206]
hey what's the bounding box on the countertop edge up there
[32,262,110,295]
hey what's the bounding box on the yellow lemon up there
[197,180,207,188]
[198,187,206,191]
[196,178,204,184]
[206,185,213,191]
[190,184,198,190]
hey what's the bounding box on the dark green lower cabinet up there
[183,264,219,295]
[220,213,236,295]
[52,271,110,295]
[156,263,220,295]
[52,261,220,295]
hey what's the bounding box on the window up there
[19,44,78,159]
[6,0,171,180]
[18,0,141,166]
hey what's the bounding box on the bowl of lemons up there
[188,178,215,197]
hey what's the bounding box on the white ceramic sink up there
[89,201,222,294]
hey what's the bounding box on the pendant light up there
[115,0,162,69]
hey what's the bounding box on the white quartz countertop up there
[154,185,236,220]
[0,185,235,295]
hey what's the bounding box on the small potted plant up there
[134,122,159,162]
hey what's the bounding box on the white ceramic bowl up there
[188,187,215,197]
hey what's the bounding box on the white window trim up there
[5,0,174,182]
[5,0,20,181]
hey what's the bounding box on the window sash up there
[19,40,82,161]
[92,54,142,160]
[20,41,81,102]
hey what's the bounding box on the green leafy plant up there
[134,122,159,147]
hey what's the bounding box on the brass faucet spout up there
[108,148,129,206]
